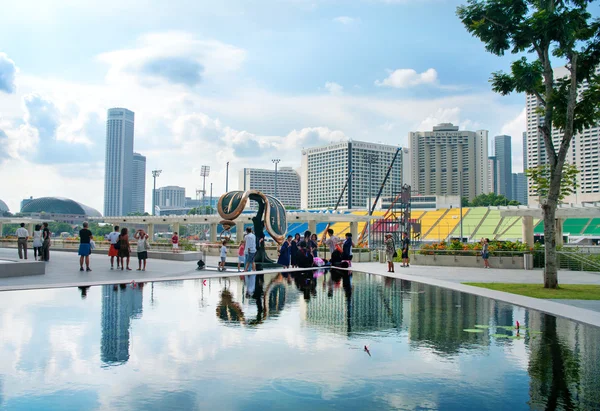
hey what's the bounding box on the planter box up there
[411,254,525,269]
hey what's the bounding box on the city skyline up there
[2,1,587,212]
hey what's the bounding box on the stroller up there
[196,247,207,270]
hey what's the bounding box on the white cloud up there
[499,107,526,172]
[0,52,17,94]
[414,107,478,132]
[97,32,246,87]
[375,68,438,88]
[333,16,359,25]
[324,81,343,95]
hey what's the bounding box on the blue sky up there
[0,0,539,212]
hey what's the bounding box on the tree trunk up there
[542,199,558,289]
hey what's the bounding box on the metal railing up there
[557,250,600,272]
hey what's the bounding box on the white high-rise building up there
[409,123,489,201]
[131,153,146,214]
[301,141,409,209]
[104,108,135,216]
[525,66,600,204]
[155,186,186,208]
[239,167,301,208]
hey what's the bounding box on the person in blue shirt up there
[342,233,354,261]
[277,235,292,268]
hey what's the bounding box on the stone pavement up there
[1,247,599,327]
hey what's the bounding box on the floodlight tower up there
[272,159,280,198]
[151,169,162,216]
[200,165,210,213]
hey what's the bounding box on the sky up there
[0,0,535,214]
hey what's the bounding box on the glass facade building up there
[131,153,146,214]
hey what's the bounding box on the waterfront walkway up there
[1,248,599,327]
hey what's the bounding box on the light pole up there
[210,182,213,214]
[459,170,464,242]
[363,153,379,248]
[226,161,230,193]
[151,170,162,216]
[272,159,280,198]
[200,165,210,214]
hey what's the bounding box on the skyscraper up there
[239,167,301,208]
[301,141,408,209]
[409,123,489,200]
[488,156,497,194]
[494,135,513,199]
[156,186,186,208]
[525,66,600,204]
[512,173,527,205]
[131,153,146,214]
[104,108,135,216]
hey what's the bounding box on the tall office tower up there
[301,141,408,209]
[494,135,513,199]
[525,66,600,204]
[131,153,146,214]
[409,123,489,201]
[104,108,135,216]
[488,156,497,194]
[156,186,186,208]
[239,167,301,208]
[522,131,528,204]
[512,173,527,205]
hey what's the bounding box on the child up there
[219,240,228,271]
[237,241,245,272]
[171,232,179,253]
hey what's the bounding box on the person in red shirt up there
[172,232,179,253]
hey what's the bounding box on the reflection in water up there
[0,273,599,410]
[100,284,143,366]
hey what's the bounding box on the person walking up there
[401,231,410,267]
[290,233,300,268]
[171,232,179,253]
[78,222,93,272]
[32,224,43,261]
[118,228,132,270]
[16,223,29,260]
[384,233,396,273]
[481,238,490,269]
[134,229,149,271]
[41,222,51,261]
[244,227,257,272]
[108,225,120,269]
[277,235,292,268]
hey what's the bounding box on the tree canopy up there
[463,193,521,207]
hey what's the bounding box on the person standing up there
[41,222,51,261]
[134,229,149,271]
[325,228,340,254]
[237,240,245,272]
[32,224,43,261]
[171,232,179,253]
[244,227,257,272]
[78,222,93,272]
[309,233,319,258]
[290,233,300,268]
[118,228,132,270]
[16,223,29,260]
[219,240,228,271]
[482,238,491,269]
[401,231,410,267]
[342,232,354,261]
[277,235,292,268]
[384,233,395,273]
[108,225,120,269]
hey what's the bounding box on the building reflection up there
[101,284,144,366]
[409,284,491,355]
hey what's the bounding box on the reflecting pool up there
[0,271,599,410]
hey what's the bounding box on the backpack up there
[113,236,121,250]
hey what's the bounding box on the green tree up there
[127,212,150,216]
[88,222,113,237]
[188,206,214,215]
[48,222,74,236]
[467,192,521,207]
[526,163,579,202]
[457,0,600,288]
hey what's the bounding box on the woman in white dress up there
[32,224,43,261]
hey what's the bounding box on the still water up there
[0,271,598,410]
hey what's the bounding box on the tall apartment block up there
[104,108,135,216]
[301,141,409,209]
[155,186,186,208]
[239,167,301,209]
[512,173,527,205]
[131,153,146,214]
[409,123,489,201]
[525,66,600,204]
[494,135,513,199]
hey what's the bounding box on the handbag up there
[113,238,121,250]
[392,240,398,258]
[90,240,96,250]
[144,239,150,250]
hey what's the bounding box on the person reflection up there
[294,271,316,301]
[216,289,245,325]
[78,286,90,299]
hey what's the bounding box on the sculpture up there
[217,190,287,268]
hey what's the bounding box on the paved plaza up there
[1,247,599,327]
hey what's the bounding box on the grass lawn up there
[463,283,600,300]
